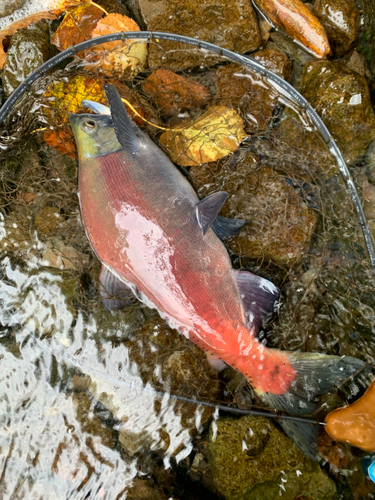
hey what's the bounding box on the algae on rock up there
[201,415,338,500]
[298,60,375,165]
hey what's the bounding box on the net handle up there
[0,30,374,272]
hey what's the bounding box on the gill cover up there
[69,113,122,159]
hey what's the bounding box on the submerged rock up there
[135,0,261,71]
[313,0,360,56]
[215,52,291,133]
[2,20,53,97]
[200,415,337,499]
[88,316,221,457]
[189,153,317,266]
[298,60,375,165]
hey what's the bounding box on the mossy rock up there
[298,60,375,165]
[2,20,54,97]
[189,153,317,266]
[203,415,337,499]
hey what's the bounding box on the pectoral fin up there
[233,269,279,332]
[212,215,247,239]
[196,192,228,235]
[99,266,137,310]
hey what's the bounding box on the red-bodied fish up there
[70,84,364,459]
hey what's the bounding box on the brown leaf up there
[0,0,81,69]
[84,13,147,77]
[52,2,103,52]
[142,69,211,117]
[44,127,78,159]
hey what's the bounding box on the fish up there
[70,84,364,460]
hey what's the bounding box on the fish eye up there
[82,119,97,133]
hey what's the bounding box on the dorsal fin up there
[104,83,142,154]
[196,192,228,235]
[233,269,279,333]
[99,265,137,310]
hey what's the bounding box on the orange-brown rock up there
[142,69,211,117]
[325,377,375,451]
[253,0,331,58]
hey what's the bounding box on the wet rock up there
[142,69,211,117]
[253,0,331,59]
[215,62,278,133]
[189,153,317,266]
[89,317,221,457]
[135,0,261,71]
[200,415,337,499]
[269,31,316,66]
[267,31,315,85]
[273,106,338,177]
[345,49,366,77]
[258,17,272,43]
[252,48,292,81]
[2,20,53,97]
[0,0,27,17]
[298,60,375,165]
[125,478,169,500]
[313,0,360,56]
[356,0,375,81]
[72,391,114,449]
[126,317,221,426]
[34,206,61,235]
[41,238,90,271]
[362,180,375,220]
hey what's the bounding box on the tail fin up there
[256,353,366,460]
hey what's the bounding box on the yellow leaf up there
[159,106,247,167]
[42,75,106,124]
[84,13,147,77]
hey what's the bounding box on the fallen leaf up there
[159,106,247,167]
[0,0,81,69]
[84,13,147,77]
[52,2,103,52]
[142,69,211,116]
[42,75,106,124]
[44,127,78,159]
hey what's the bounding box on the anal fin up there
[233,269,279,333]
[99,266,137,310]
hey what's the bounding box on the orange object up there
[253,0,332,59]
[325,378,375,452]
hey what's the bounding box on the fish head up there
[69,113,122,160]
